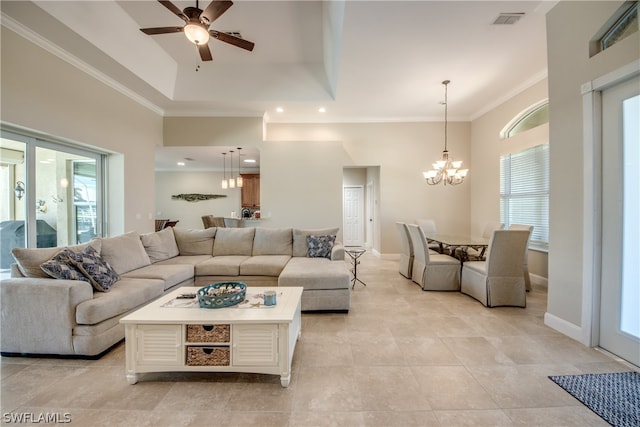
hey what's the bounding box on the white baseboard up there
[544,312,586,344]
[530,273,548,288]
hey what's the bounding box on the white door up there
[343,186,364,246]
[600,75,640,366]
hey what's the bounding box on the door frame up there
[581,60,640,348]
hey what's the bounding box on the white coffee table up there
[119,286,303,387]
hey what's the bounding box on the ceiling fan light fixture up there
[184,22,210,45]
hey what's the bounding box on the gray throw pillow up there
[40,248,89,282]
[68,246,119,292]
[306,235,336,259]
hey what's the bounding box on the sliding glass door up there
[0,130,105,272]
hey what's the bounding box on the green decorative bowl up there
[197,282,247,309]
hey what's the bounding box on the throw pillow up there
[306,235,336,259]
[293,227,339,257]
[68,246,119,292]
[173,228,217,255]
[40,248,89,282]
[11,239,102,278]
[213,227,256,256]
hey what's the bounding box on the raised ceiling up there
[2,1,554,172]
[1,0,553,123]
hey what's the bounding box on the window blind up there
[500,144,549,248]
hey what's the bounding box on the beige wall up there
[155,171,242,230]
[1,28,162,235]
[266,122,471,254]
[470,78,549,280]
[546,1,639,332]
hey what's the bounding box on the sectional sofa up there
[0,226,350,357]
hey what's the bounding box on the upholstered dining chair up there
[415,219,441,253]
[202,215,226,229]
[508,224,534,291]
[457,221,504,261]
[407,224,460,291]
[460,229,530,307]
[396,222,414,279]
[155,219,168,232]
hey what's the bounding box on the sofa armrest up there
[331,242,345,261]
[1,278,94,355]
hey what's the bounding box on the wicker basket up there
[186,346,230,366]
[197,282,247,309]
[186,324,230,343]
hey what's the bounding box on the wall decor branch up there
[171,194,227,202]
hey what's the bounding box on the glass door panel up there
[0,137,26,272]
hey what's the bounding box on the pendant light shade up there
[228,150,235,188]
[221,152,228,189]
[236,147,243,188]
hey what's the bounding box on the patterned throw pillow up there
[40,248,89,282]
[68,246,119,292]
[306,235,336,259]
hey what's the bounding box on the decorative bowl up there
[197,282,247,309]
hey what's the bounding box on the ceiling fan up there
[140,0,255,61]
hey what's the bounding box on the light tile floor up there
[1,254,634,426]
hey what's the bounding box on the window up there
[500,144,549,249]
[590,1,638,57]
[500,100,549,140]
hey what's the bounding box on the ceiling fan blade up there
[201,1,233,26]
[210,30,255,51]
[158,0,188,21]
[140,26,183,35]
[198,44,213,61]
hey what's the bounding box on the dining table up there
[425,233,490,262]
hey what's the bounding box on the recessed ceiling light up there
[177,162,185,166]
[318,107,326,113]
[276,107,284,113]
[244,159,256,163]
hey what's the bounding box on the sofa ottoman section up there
[279,257,350,312]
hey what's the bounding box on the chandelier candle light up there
[423,80,468,186]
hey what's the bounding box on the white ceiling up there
[1,0,554,170]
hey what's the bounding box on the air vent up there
[184,157,195,161]
[493,13,525,25]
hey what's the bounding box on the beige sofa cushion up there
[140,227,179,263]
[279,257,350,290]
[100,231,151,275]
[252,228,292,256]
[293,227,339,257]
[11,239,102,278]
[240,255,291,276]
[213,228,255,256]
[196,255,250,276]
[174,228,217,255]
[122,263,193,290]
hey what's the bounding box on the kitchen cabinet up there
[241,174,260,208]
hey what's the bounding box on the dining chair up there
[415,219,442,253]
[457,221,504,261]
[407,224,460,291]
[202,215,226,229]
[508,224,534,291]
[460,229,530,307]
[154,219,168,232]
[396,222,414,279]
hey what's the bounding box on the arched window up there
[500,100,549,140]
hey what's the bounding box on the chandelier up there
[423,80,468,186]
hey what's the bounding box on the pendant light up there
[423,80,469,186]
[221,152,228,189]
[228,150,235,188]
[236,147,243,188]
